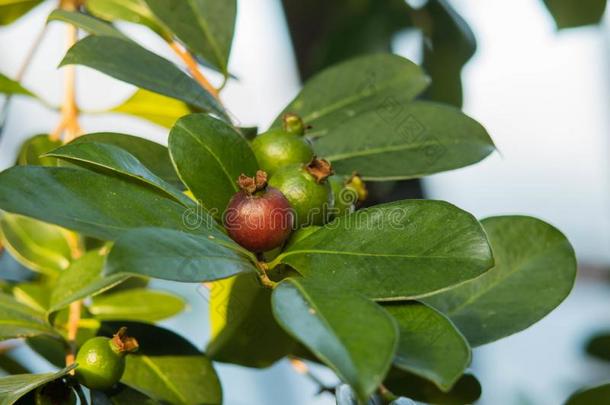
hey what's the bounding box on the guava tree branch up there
[168,40,221,100]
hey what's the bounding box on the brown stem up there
[168,40,220,100]
[65,300,81,368]
[255,254,276,289]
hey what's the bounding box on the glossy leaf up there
[0,214,72,275]
[47,9,127,39]
[313,101,494,180]
[16,134,62,166]
[384,302,470,391]
[0,73,35,97]
[207,274,296,367]
[49,250,128,314]
[169,113,258,215]
[45,141,192,206]
[0,166,215,240]
[0,293,58,340]
[145,0,236,74]
[12,283,52,312]
[60,36,226,119]
[0,0,40,25]
[106,227,254,282]
[86,0,162,33]
[90,288,185,321]
[566,383,610,405]
[273,200,493,300]
[100,321,222,405]
[543,0,607,29]
[585,332,610,362]
[272,54,429,133]
[91,385,161,405]
[424,216,577,346]
[384,368,481,405]
[272,278,398,400]
[69,132,181,187]
[110,89,190,128]
[0,365,75,405]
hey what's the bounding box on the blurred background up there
[1,0,609,404]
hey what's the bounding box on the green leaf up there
[0,73,35,97]
[110,89,191,128]
[12,282,52,312]
[384,368,481,405]
[26,336,65,368]
[49,250,129,314]
[383,302,470,391]
[0,214,72,276]
[543,0,607,29]
[566,383,610,405]
[0,166,216,240]
[100,321,222,405]
[0,293,59,341]
[272,278,398,400]
[423,216,576,346]
[0,365,75,405]
[69,132,181,187]
[273,54,429,134]
[89,288,185,322]
[86,0,162,33]
[60,36,226,119]
[45,141,192,206]
[273,200,493,300]
[144,0,236,74]
[169,113,258,216]
[105,227,255,282]
[207,274,296,367]
[47,9,127,39]
[91,385,161,405]
[585,332,610,362]
[16,134,62,166]
[0,354,30,375]
[313,101,494,180]
[0,0,42,26]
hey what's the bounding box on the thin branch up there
[64,231,82,369]
[289,357,334,395]
[168,40,221,100]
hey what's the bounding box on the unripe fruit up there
[75,328,138,391]
[224,171,294,252]
[251,114,313,176]
[268,158,334,228]
[35,380,76,405]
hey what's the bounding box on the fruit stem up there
[168,40,221,100]
[255,254,277,289]
[378,384,397,402]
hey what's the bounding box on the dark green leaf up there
[272,278,398,400]
[0,354,30,375]
[110,89,191,128]
[145,0,236,74]
[0,365,75,405]
[100,321,222,405]
[384,302,470,391]
[566,383,610,405]
[273,54,429,134]
[45,141,192,206]
[0,214,72,276]
[424,216,577,346]
[0,73,35,97]
[0,166,216,240]
[69,132,181,187]
[91,385,161,405]
[0,293,58,341]
[105,227,255,282]
[47,9,127,39]
[0,0,42,26]
[60,36,226,119]
[273,200,493,300]
[384,368,481,405]
[313,101,494,180]
[207,274,296,367]
[49,250,128,314]
[169,113,258,216]
[543,0,607,29]
[86,0,162,33]
[26,336,66,368]
[585,332,610,362]
[90,288,185,321]
[16,134,62,166]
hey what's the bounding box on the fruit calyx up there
[282,113,306,135]
[110,327,139,355]
[306,158,333,183]
[347,172,368,203]
[238,170,268,195]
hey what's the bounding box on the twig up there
[289,357,334,395]
[168,40,220,100]
[64,231,83,369]
[378,384,397,403]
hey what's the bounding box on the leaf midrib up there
[138,355,188,404]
